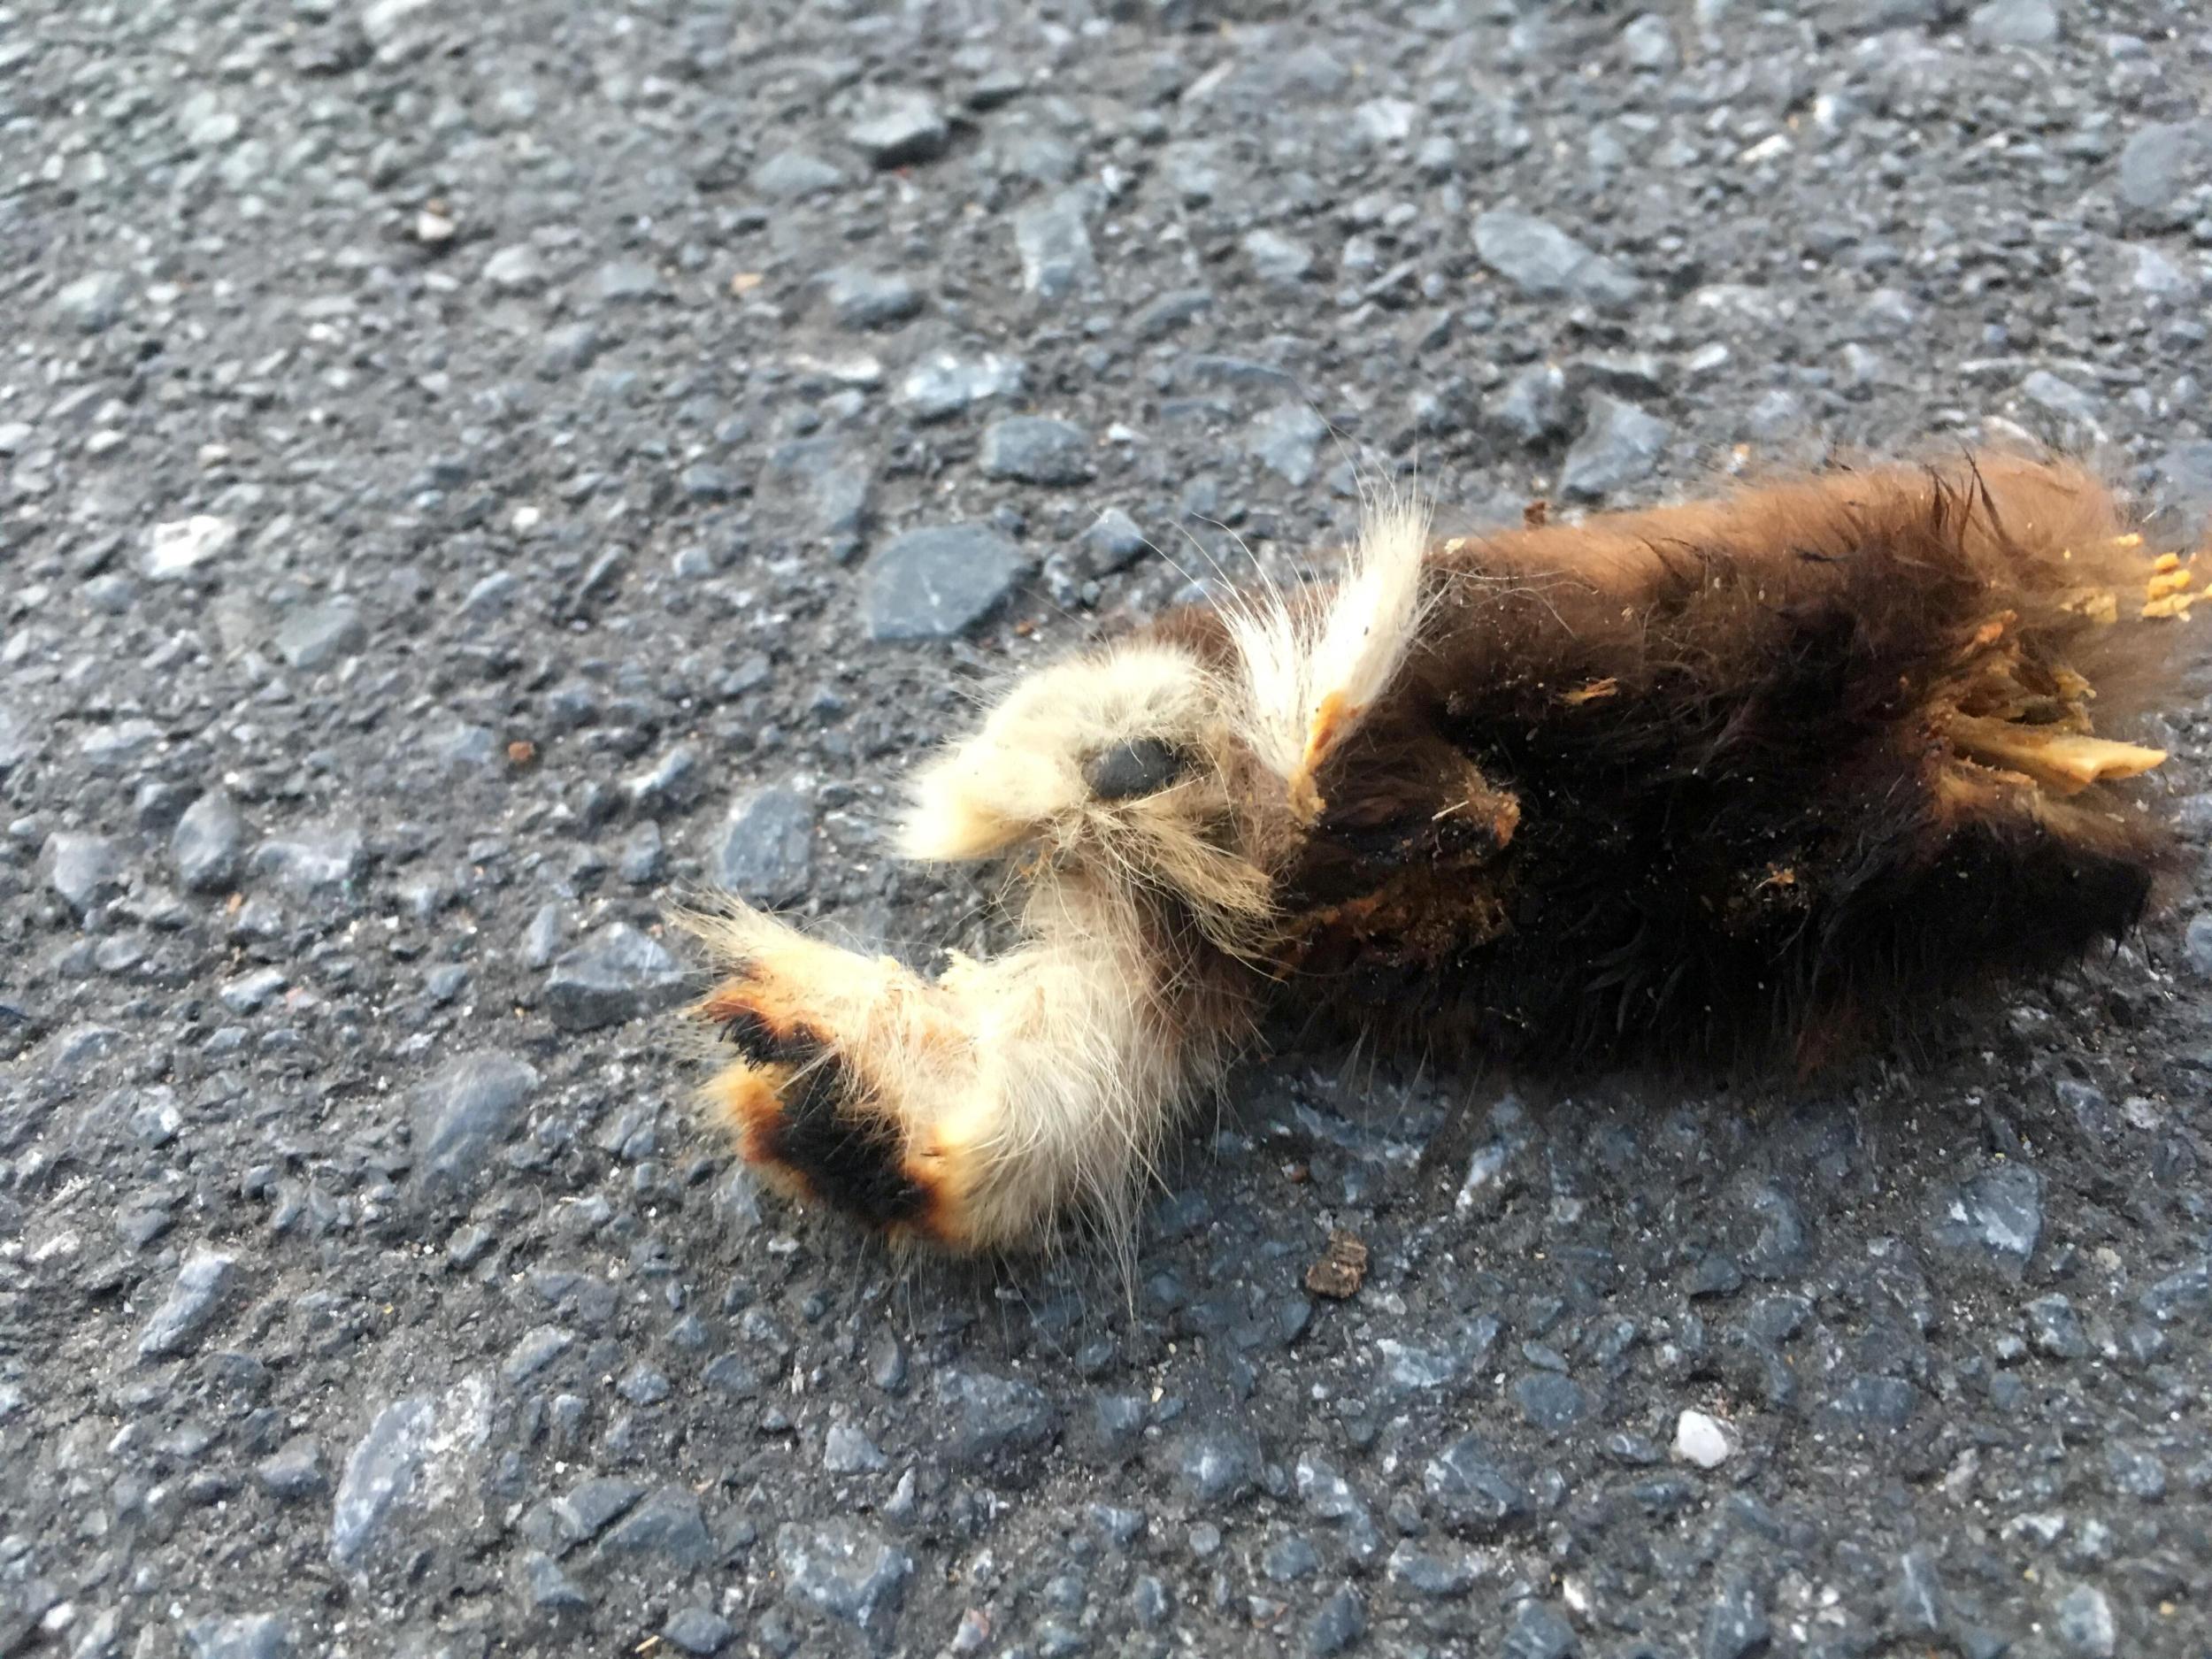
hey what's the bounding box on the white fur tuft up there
[1225,486,1434,805]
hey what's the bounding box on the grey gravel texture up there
[4,2,2212,1657]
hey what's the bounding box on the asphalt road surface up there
[6,1,2212,1655]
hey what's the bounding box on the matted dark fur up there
[685,453,2186,1252]
[1248,457,2180,1065]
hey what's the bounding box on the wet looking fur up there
[680,455,2185,1255]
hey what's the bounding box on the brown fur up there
[686,455,2185,1250]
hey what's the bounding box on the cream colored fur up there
[691,493,1439,1252]
[1223,486,1435,809]
[898,639,1275,957]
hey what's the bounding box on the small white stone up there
[145,515,238,580]
[1675,1409,1735,1468]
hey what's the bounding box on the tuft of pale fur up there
[1225,485,1436,809]
[899,641,1217,862]
[897,639,1276,956]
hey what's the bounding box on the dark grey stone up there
[1386,1542,1478,1596]
[712,785,815,905]
[248,825,366,895]
[980,417,1091,486]
[46,833,127,917]
[662,1608,734,1655]
[482,243,547,291]
[503,1325,575,1384]
[1261,1532,1320,1582]
[1171,1427,1261,1506]
[1969,0,2058,45]
[776,1518,912,1644]
[821,267,922,330]
[1248,403,1329,487]
[543,924,687,1032]
[80,719,161,772]
[1558,396,1671,500]
[557,1476,644,1540]
[2184,913,2212,978]
[139,1250,236,1358]
[1486,362,1573,446]
[412,1051,540,1186]
[1304,1584,1365,1657]
[2055,1584,2116,1657]
[1422,1434,1531,1533]
[184,1615,293,1659]
[2020,370,2100,426]
[753,150,844,200]
[1474,210,1643,310]
[1242,227,1314,287]
[330,1379,491,1568]
[1013,188,1098,300]
[2025,1293,2089,1360]
[862,524,1025,641]
[254,1440,327,1502]
[1620,12,1678,71]
[1824,1374,1918,1426]
[594,259,666,303]
[896,350,1025,421]
[1514,1371,1591,1431]
[597,1486,715,1565]
[0,705,30,776]
[56,270,131,333]
[847,88,949,167]
[1701,1571,1770,1659]
[2154,441,2212,540]
[173,792,246,893]
[1502,1599,1580,1659]
[538,322,604,378]
[1931,1163,2043,1267]
[1077,508,1149,576]
[941,1371,1059,1471]
[521,1550,591,1612]
[273,602,366,671]
[1893,1548,1946,1633]
[2117,121,2212,228]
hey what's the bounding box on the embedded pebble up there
[862,525,1025,641]
[543,925,687,1032]
[145,516,238,579]
[412,1051,540,1187]
[975,417,1089,490]
[897,351,1025,422]
[138,1250,236,1358]
[776,1519,912,1641]
[821,267,922,330]
[1013,189,1098,300]
[1558,396,1671,500]
[1674,1409,1735,1469]
[712,785,815,904]
[753,150,845,200]
[172,793,245,893]
[273,603,366,671]
[847,89,949,167]
[46,833,127,918]
[1474,210,1643,311]
[1248,403,1330,487]
[941,1371,1059,1471]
